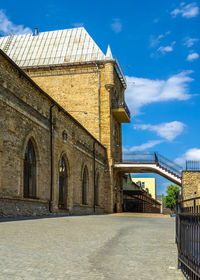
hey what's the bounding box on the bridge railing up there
[122,152,182,178]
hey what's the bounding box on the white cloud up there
[171,2,199,18]
[187,52,199,61]
[150,31,171,48]
[183,37,199,47]
[125,71,194,115]
[175,148,200,165]
[123,140,163,153]
[72,22,84,28]
[158,41,176,54]
[110,18,122,33]
[0,10,32,35]
[135,121,186,141]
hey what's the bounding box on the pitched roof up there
[0,27,106,67]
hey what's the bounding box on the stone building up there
[0,27,130,216]
[0,27,130,214]
[0,49,110,217]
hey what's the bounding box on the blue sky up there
[0,0,200,194]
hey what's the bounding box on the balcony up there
[112,101,131,123]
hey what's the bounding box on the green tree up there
[163,184,180,210]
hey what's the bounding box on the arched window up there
[94,173,99,206]
[82,167,88,205]
[24,139,37,198]
[59,156,68,209]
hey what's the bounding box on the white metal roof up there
[0,27,106,67]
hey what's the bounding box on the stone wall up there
[0,198,49,217]
[182,171,200,206]
[0,50,110,217]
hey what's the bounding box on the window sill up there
[24,196,39,200]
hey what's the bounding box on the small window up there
[62,131,68,143]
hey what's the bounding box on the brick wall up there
[23,60,125,212]
[0,51,110,217]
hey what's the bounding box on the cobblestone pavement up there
[0,214,184,280]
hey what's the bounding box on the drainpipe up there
[95,63,101,143]
[93,141,96,213]
[49,104,55,213]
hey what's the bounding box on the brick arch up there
[19,130,41,197]
[21,131,41,162]
[58,153,70,209]
[58,152,71,177]
[22,134,39,198]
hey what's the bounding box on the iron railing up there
[186,161,200,171]
[122,152,182,178]
[112,101,131,120]
[115,57,127,89]
[176,194,200,279]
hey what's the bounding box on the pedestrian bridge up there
[114,152,182,186]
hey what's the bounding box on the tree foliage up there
[163,184,180,210]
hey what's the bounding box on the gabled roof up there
[0,27,106,67]
[0,27,127,88]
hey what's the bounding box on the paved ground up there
[0,214,184,280]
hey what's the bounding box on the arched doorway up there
[24,139,37,198]
[59,156,68,209]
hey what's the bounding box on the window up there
[24,139,37,198]
[82,167,88,205]
[59,156,68,208]
[62,131,67,143]
[94,174,99,206]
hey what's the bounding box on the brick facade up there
[23,60,126,212]
[0,50,110,217]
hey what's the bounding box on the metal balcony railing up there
[112,101,131,119]
[114,58,127,89]
[186,160,200,171]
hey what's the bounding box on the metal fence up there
[186,161,200,171]
[176,194,200,279]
